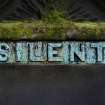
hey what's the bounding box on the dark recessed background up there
[1,0,105,20]
[0,65,105,105]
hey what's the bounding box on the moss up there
[42,10,67,24]
[0,20,105,40]
[74,22,105,40]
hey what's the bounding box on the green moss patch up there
[0,20,105,40]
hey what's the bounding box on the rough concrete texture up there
[0,65,104,105]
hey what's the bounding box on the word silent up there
[0,42,105,64]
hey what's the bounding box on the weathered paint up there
[0,41,105,64]
[70,42,85,63]
[48,43,63,62]
[29,42,47,62]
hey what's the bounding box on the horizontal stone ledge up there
[0,21,105,40]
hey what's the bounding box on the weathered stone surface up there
[0,41,105,64]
